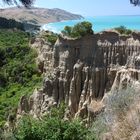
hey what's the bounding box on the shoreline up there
[40,16,140,33]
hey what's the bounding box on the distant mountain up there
[0,7,83,25]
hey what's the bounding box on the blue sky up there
[35,0,140,16]
[1,0,140,16]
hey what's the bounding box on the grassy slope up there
[0,29,42,126]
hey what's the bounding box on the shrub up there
[47,34,58,45]
[94,86,140,139]
[106,87,136,116]
[11,104,88,140]
[62,26,72,37]
[61,21,93,38]
[87,114,108,140]
[86,86,139,139]
[0,29,42,126]
[41,31,58,45]
[114,26,132,35]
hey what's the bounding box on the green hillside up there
[0,29,42,126]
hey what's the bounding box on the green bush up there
[10,104,88,140]
[41,31,58,45]
[61,21,93,38]
[0,29,42,126]
[114,26,132,35]
[62,26,72,37]
[47,34,58,45]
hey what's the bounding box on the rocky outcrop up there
[17,31,140,121]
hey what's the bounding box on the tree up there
[3,0,34,7]
[130,0,140,6]
[61,21,93,38]
[62,26,72,37]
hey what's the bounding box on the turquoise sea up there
[41,15,140,33]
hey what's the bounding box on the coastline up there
[41,15,140,33]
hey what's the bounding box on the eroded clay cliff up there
[17,31,140,122]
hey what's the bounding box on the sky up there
[1,0,140,16]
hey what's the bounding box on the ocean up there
[41,15,140,33]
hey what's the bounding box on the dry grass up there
[102,86,140,140]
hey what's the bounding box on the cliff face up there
[17,31,140,121]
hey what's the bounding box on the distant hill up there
[0,7,83,25]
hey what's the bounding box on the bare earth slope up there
[0,7,83,25]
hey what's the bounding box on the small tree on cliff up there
[72,21,93,37]
[62,26,72,37]
[61,21,93,38]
